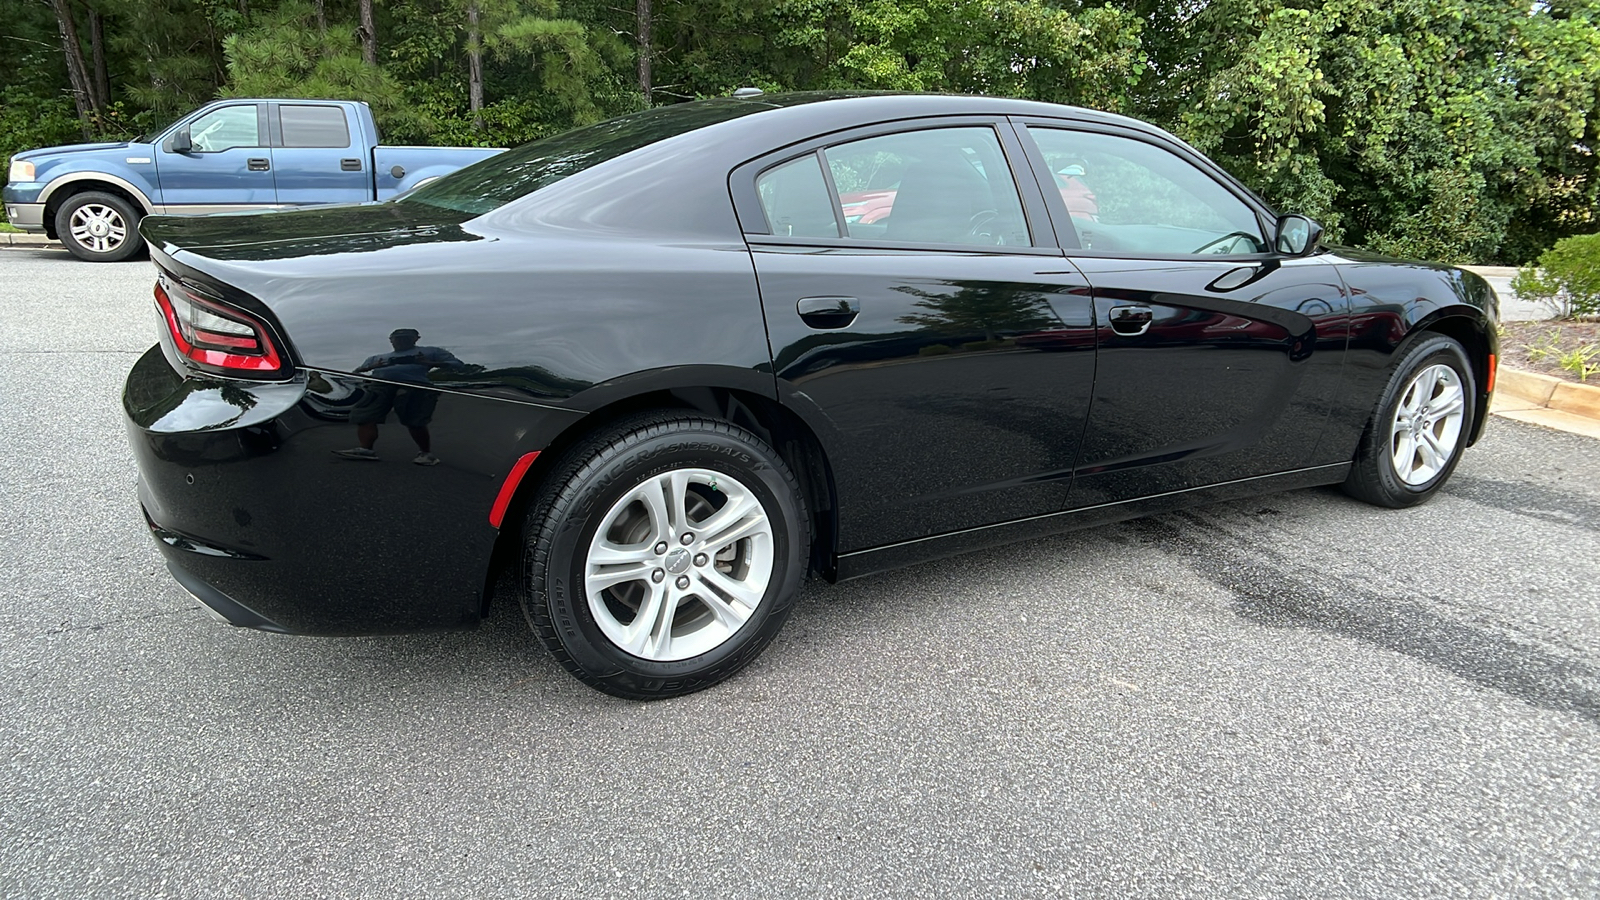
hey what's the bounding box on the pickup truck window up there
[280,105,351,149]
[399,100,768,215]
[189,106,261,153]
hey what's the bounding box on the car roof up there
[699,90,1156,136]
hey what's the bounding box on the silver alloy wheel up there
[68,203,128,254]
[1389,363,1466,486]
[584,467,774,661]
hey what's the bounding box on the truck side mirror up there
[1275,214,1323,256]
[172,127,192,154]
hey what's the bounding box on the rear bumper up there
[160,551,294,633]
[124,344,581,635]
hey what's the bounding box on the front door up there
[1020,123,1351,508]
[155,103,276,208]
[741,123,1098,551]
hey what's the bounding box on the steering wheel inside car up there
[1192,231,1262,255]
[966,209,1005,245]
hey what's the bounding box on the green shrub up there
[1512,233,1600,319]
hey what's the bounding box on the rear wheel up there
[1343,334,1475,508]
[520,413,808,699]
[54,191,145,262]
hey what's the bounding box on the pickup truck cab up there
[3,99,503,261]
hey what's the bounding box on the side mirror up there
[1275,214,1323,256]
[171,127,192,154]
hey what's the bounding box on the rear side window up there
[280,105,351,148]
[825,127,1030,247]
[751,126,1032,248]
[756,155,839,238]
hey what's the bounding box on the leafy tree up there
[897,283,1056,342]
[3,0,1600,268]
[222,1,420,137]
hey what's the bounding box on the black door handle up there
[340,158,362,171]
[1108,305,1154,336]
[247,157,271,172]
[797,296,860,329]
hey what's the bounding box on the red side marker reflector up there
[489,451,541,529]
[1486,353,1497,394]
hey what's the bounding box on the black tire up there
[520,412,809,699]
[1343,333,1476,508]
[54,190,145,262]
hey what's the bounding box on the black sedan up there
[125,92,1499,699]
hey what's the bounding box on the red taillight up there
[154,277,284,375]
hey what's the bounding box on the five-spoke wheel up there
[584,468,774,661]
[1344,334,1476,507]
[520,413,807,699]
[1388,363,1467,486]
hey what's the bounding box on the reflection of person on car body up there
[333,328,464,465]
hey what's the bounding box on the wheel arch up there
[40,175,154,240]
[1408,308,1496,447]
[479,384,840,617]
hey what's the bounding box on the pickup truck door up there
[155,102,276,209]
[267,102,371,205]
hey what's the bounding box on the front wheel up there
[1343,334,1476,508]
[54,191,145,262]
[520,413,809,699]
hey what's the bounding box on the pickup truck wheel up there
[55,191,144,262]
[520,413,809,700]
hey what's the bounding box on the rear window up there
[398,100,769,215]
[280,105,351,148]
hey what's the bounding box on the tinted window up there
[756,155,839,238]
[187,106,260,153]
[823,127,1030,247]
[400,100,770,215]
[1028,127,1265,255]
[280,105,351,148]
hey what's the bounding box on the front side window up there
[187,106,261,153]
[1028,127,1265,256]
[824,127,1031,247]
[280,105,350,148]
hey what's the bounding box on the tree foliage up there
[2,0,1599,265]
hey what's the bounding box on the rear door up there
[155,102,275,207]
[268,102,371,205]
[1016,121,1351,508]
[734,119,1098,552]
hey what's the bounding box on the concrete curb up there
[2,232,58,247]
[1493,366,1600,439]
[1460,264,1519,279]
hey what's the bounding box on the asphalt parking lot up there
[2,246,1598,899]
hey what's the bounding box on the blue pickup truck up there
[3,99,503,261]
